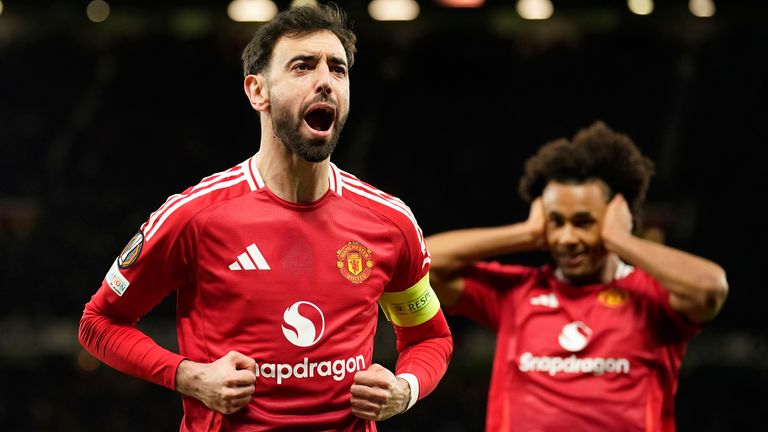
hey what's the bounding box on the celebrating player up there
[426,121,727,431]
[79,4,452,431]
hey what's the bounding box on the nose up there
[315,63,332,95]
[557,224,579,246]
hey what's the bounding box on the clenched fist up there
[350,363,411,421]
[175,351,257,414]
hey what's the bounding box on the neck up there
[255,143,330,204]
[598,253,620,284]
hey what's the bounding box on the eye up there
[572,216,596,228]
[548,215,564,227]
[332,65,347,76]
[293,63,310,71]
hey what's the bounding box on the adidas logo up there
[530,293,559,308]
[229,243,271,271]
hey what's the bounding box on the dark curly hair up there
[241,3,357,77]
[518,121,655,218]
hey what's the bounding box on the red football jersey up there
[80,156,452,431]
[449,261,700,432]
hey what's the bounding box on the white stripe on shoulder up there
[141,192,184,233]
[143,167,243,236]
[192,168,243,192]
[342,183,426,254]
[249,156,265,189]
[145,175,247,242]
[327,164,336,193]
[239,158,257,191]
[338,172,414,218]
[329,162,343,195]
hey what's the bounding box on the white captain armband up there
[378,274,440,327]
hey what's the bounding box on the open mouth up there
[304,105,335,132]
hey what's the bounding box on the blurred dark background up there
[1,0,767,430]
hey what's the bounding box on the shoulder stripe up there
[329,162,343,195]
[342,183,427,255]
[338,170,406,204]
[328,165,336,193]
[249,156,265,189]
[192,168,243,193]
[239,158,257,191]
[340,174,415,220]
[142,166,244,237]
[145,175,248,242]
[341,173,400,202]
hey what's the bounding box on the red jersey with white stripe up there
[79,155,452,431]
[448,261,700,432]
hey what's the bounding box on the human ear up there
[244,74,269,112]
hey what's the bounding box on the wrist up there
[518,222,544,250]
[175,359,199,397]
[396,373,419,413]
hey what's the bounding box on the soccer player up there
[426,121,728,431]
[78,5,452,431]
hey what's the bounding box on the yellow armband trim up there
[379,274,440,327]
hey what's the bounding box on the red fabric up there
[393,309,453,399]
[447,261,699,432]
[79,157,452,431]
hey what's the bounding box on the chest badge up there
[336,241,374,284]
[597,287,630,307]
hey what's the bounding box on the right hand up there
[525,198,547,250]
[175,351,257,414]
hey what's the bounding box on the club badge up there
[597,287,630,307]
[336,241,374,284]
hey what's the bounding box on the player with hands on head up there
[79,3,452,431]
[426,120,728,431]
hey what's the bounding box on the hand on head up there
[526,198,548,251]
[601,194,633,242]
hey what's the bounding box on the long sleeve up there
[392,308,452,400]
[79,299,186,389]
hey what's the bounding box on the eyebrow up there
[548,211,595,219]
[286,53,348,68]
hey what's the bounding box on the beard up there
[270,93,348,163]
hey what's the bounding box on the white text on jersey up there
[254,355,366,384]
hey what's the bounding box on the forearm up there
[426,223,541,306]
[79,307,185,389]
[392,310,453,401]
[603,231,728,321]
[427,223,540,274]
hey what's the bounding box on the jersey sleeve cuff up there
[397,373,419,412]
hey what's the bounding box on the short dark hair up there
[518,121,655,217]
[241,3,357,76]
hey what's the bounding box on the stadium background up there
[1,0,766,430]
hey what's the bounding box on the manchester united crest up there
[597,287,630,308]
[336,241,374,284]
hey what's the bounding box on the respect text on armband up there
[393,291,432,314]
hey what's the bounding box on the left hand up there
[601,194,633,246]
[350,363,411,421]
